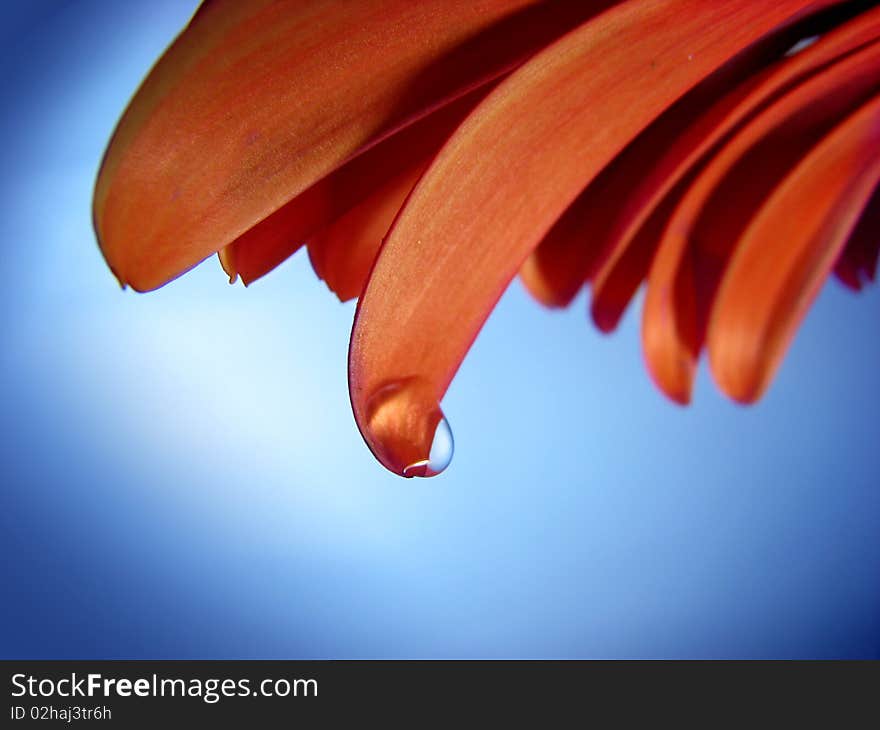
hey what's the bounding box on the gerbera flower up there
[94,0,880,477]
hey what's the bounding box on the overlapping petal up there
[834,186,880,290]
[592,3,880,333]
[307,161,428,302]
[520,3,880,325]
[222,88,486,287]
[95,0,604,291]
[95,0,879,478]
[642,37,880,403]
[708,93,880,402]
[349,0,842,475]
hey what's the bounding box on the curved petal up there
[520,4,880,322]
[834,184,880,290]
[348,0,842,476]
[94,0,572,291]
[519,4,879,314]
[591,191,682,333]
[516,169,619,307]
[591,3,880,332]
[309,161,427,302]
[519,6,812,308]
[221,86,487,286]
[708,93,880,402]
[642,37,880,404]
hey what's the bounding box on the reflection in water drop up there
[403,416,454,478]
[363,376,454,478]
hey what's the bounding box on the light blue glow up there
[1,0,877,659]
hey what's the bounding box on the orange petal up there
[516,170,616,308]
[349,0,842,475]
[834,184,880,290]
[591,191,682,333]
[222,86,487,286]
[520,9,800,309]
[220,2,621,287]
[521,3,878,316]
[95,0,581,291]
[642,37,880,404]
[592,4,880,332]
[708,93,880,402]
[309,160,428,302]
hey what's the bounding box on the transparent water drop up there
[403,416,454,478]
[362,376,454,478]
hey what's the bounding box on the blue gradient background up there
[1,1,878,659]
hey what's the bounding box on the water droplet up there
[363,377,453,478]
[403,416,454,478]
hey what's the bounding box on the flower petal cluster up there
[94,1,880,476]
